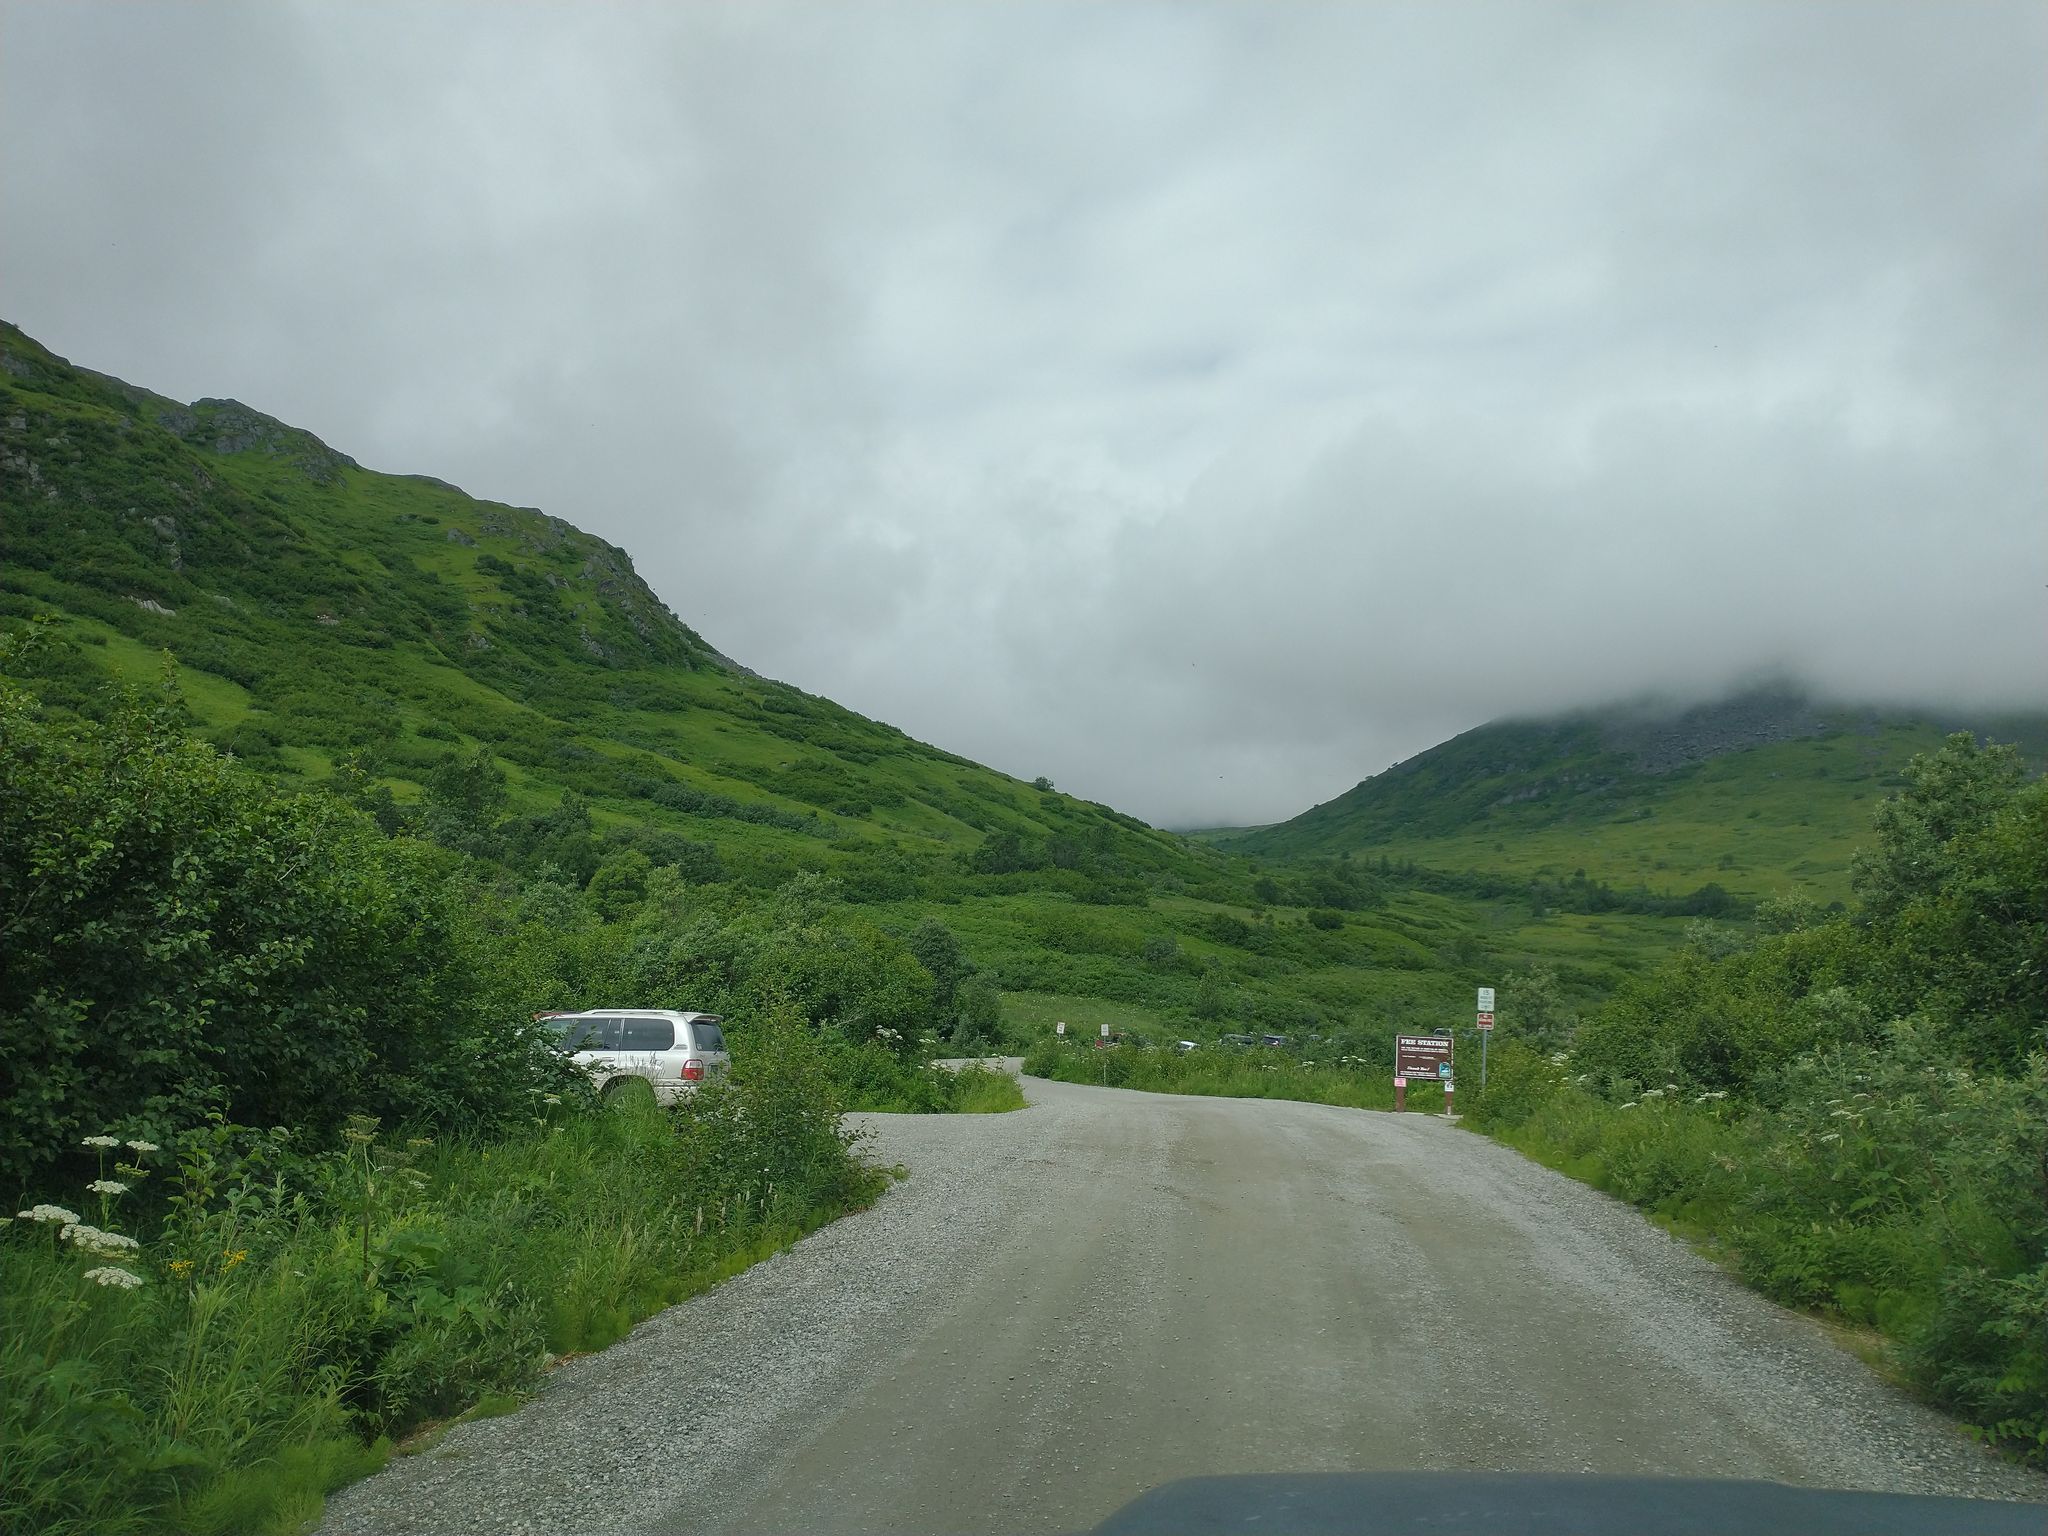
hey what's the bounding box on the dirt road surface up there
[321,1074,2046,1534]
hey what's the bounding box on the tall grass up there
[830,1043,1025,1114]
[938,1063,1028,1115]
[1,1014,883,1535]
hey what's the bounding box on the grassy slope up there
[1229,704,2048,903]
[0,321,1194,883]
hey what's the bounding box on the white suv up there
[537,1009,731,1105]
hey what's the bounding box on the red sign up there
[1395,1034,1453,1080]
[1477,1012,1495,1031]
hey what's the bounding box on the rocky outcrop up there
[1599,689,1831,774]
[162,398,358,485]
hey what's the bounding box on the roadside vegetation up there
[1462,734,2046,1465]
[0,672,972,1533]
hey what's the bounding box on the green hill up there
[0,320,1199,892]
[1228,688,2048,901]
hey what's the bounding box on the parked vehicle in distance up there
[536,1009,730,1104]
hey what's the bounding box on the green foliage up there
[0,1069,882,1535]
[0,679,559,1182]
[907,918,971,1018]
[942,1061,1027,1114]
[1576,734,2044,1088]
[1473,1037,2048,1466]
[585,848,653,922]
[952,973,1003,1048]
[1851,734,2025,922]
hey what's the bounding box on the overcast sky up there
[4,2,2043,826]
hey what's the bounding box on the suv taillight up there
[681,1058,705,1083]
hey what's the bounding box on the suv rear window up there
[617,1017,675,1051]
[689,1020,726,1051]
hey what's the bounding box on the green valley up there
[0,320,1722,1050]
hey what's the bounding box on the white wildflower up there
[1620,1102,1639,1110]
[1829,1109,1854,1118]
[82,1266,143,1290]
[87,1179,128,1196]
[18,1204,80,1225]
[1819,1132,1841,1144]
[81,1135,119,1150]
[124,1140,160,1153]
[59,1223,141,1257]
[1641,1088,1665,1100]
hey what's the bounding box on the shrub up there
[0,681,558,1182]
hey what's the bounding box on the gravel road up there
[321,1074,2047,1535]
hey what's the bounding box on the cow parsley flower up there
[18,1205,80,1225]
[60,1223,141,1256]
[81,1135,120,1150]
[87,1179,128,1196]
[124,1140,160,1154]
[82,1266,143,1290]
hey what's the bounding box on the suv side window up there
[689,1020,726,1052]
[549,1016,607,1051]
[618,1017,675,1051]
[586,1016,625,1050]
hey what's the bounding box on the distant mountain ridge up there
[1229,687,2048,899]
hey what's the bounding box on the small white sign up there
[1477,986,1495,1012]
[1056,1021,1066,1036]
[1099,1023,1110,1039]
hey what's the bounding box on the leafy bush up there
[0,681,560,1183]
[0,1019,882,1535]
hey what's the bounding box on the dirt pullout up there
[321,1077,2046,1536]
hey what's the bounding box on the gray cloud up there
[5,0,2042,826]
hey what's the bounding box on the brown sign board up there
[1395,1034,1453,1081]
